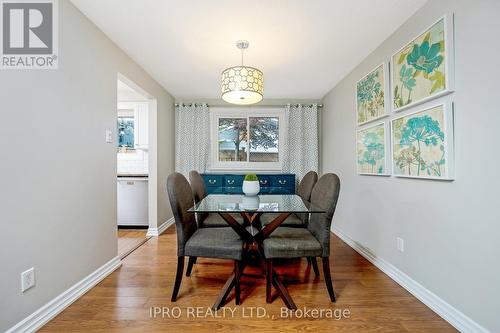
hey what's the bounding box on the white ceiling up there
[72,0,427,100]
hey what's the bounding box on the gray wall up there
[0,1,174,331]
[321,0,500,331]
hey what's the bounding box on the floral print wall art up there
[356,63,388,124]
[391,15,454,111]
[391,102,454,180]
[356,123,388,175]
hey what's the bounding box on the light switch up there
[105,130,113,143]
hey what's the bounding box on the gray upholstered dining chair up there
[189,170,232,228]
[296,170,319,201]
[261,171,318,228]
[262,173,340,304]
[167,172,243,304]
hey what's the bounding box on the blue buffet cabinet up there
[201,173,296,195]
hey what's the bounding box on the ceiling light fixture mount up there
[221,40,263,105]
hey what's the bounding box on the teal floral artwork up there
[399,64,416,91]
[392,104,452,179]
[392,17,450,111]
[406,40,443,73]
[357,123,386,175]
[356,64,386,124]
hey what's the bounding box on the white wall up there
[320,0,499,331]
[117,149,149,175]
[0,1,174,331]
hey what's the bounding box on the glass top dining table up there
[188,194,325,214]
[188,194,325,311]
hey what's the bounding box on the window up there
[218,118,247,162]
[117,109,135,153]
[249,117,279,162]
[117,102,149,155]
[211,108,284,170]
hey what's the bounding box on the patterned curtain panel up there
[283,104,319,181]
[175,103,210,176]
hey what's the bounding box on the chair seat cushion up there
[263,227,322,259]
[185,227,243,260]
[200,213,243,227]
[260,213,306,227]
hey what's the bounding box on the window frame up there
[117,102,149,161]
[210,107,285,171]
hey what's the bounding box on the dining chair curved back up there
[189,170,208,223]
[297,171,318,201]
[307,173,341,257]
[189,170,207,204]
[296,171,318,223]
[167,172,198,256]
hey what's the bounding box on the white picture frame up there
[355,62,390,125]
[356,121,391,176]
[390,100,454,180]
[390,13,455,113]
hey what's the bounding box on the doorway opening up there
[116,74,157,258]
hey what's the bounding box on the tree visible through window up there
[249,117,279,162]
[218,118,248,161]
[218,116,279,163]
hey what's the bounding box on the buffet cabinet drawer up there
[271,175,295,188]
[258,175,272,187]
[224,186,243,194]
[202,175,223,187]
[224,175,244,187]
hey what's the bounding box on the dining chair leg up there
[186,256,196,277]
[266,259,273,303]
[322,257,336,302]
[306,257,312,264]
[310,257,320,277]
[272,268,297,310]
[171,256,185,302]
[234,260,241,305]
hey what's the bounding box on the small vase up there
[242,180,260,196]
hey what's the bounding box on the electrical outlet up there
[397,237,405,253]
[21,267,35,293]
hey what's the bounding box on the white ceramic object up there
[241,196,260,210]
[242,180,260,196]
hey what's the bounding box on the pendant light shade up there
[221,66,263,105]
[221,41,264,105]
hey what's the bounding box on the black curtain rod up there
[174,103,323,108]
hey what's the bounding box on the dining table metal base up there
[211,211,297,311]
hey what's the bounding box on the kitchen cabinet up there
[117,177,148,226]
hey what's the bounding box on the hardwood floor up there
[41,228,456,332]
[117,229,149,259]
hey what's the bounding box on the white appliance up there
[117,177,148,226]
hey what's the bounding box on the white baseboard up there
[331,226,489,333]
[6,256,121,333]
[146,217,174,237]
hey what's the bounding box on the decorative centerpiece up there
[242,174,260,196]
